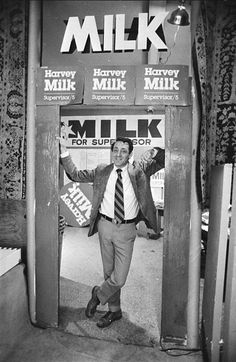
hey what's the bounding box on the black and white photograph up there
[0,1,235,361]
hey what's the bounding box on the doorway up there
[58,104,165,346]
[34,104,192,342]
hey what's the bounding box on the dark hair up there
[111,137,133,154]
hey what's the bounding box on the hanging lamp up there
[167,0,190,26]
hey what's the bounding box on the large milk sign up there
[60,13,168,53]
[61,114,165,148]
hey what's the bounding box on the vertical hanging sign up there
[83,65,135,105]
[135,65,190,106]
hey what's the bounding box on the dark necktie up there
[114,169,124,224]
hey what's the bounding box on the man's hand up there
[57,136,67,154]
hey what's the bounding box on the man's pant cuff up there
[97,288,108,305]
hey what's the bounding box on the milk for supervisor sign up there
[61,114,165,148]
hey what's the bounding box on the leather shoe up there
[85,286,100,318]
[97,310,122,328]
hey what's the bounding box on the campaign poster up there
[61,113,165,148]
[60,182,93,227]
[36,66,84,105]
[83,65,135,105]
[135,65,190,106]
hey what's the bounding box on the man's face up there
[112,141,131,168]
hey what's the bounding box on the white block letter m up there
[60,16,101,53]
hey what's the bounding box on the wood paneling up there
[35,105,60,327]
[161,106,192,341]
[222,166,236,361]
[202,165,232,362]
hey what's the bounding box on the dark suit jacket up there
[61,147,165,236]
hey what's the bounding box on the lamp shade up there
[167,5,190,26]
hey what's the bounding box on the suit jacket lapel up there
[102,163,113,182]
[97,164,114,202]
[128,163,138,196]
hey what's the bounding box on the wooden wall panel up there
[35,105,60,327]
[161,106,192,341]
[202,165,232,362]
[223,165,236,361]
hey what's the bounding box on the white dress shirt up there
[100,164,139,220]
[60,152,139,220]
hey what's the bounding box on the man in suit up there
[59,136,164,328]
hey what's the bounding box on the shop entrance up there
[34,103,192,342]
[58,105,165,345]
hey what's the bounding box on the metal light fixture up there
[167,1,190,26]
